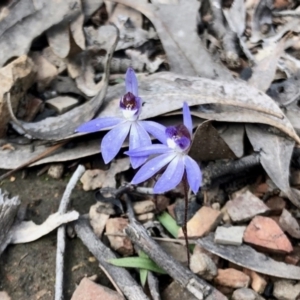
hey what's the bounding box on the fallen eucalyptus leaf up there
[246,124,300,208]
[111,0,232,80]
[97,72,300,145]
[197,233,300,280]
[108,257,166,274]
[157,212,180,238]
[218,124,245,158]
[11,211,79,244]
[0,0,81,67]
[12,25,118,140]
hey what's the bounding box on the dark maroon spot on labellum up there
[120,92,137,110]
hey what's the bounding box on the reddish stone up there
[243,216,293,253]
[71,278,124,300]
[178,206,222,238]
[214,268,250,288]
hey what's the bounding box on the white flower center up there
[167,138,184,153]
[122,109,138,121]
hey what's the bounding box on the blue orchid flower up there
[76,68,166,168]
[125,102,202,194]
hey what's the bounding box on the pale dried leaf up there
[11,211,79,244]
[70,13,86,50]
[11,25,119,140]
[246,124,300,208]
[46,21,70,58]
[0,0,81,67]
[223,0,246,36]
[112,0,232,80]
[197,233,300,280]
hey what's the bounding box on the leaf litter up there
[1,0,300,299]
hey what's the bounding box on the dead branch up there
[124,194,228,300]
[74,216,150,300]
[55,165,86,300]
[0,189,20,256]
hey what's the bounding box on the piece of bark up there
[0,189,20,256]
[74,217,149,300]
[124,196,227,300]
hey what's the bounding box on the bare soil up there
[0,168,113,300]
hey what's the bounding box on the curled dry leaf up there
[197,233,300,280]
[246,124,300,208]
[11,25,119,140]
[80,157,131,190]
[0,0,81,67]
[10,211,79,244]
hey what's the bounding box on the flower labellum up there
[76,67,166,168]
[125,102,202,194]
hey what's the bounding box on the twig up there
[74,216,150,300]
[98,264,124,297]
[55,165,85,300]
[281,91,300,107]
[124,194,227,300]
[147,272,161,300]
[0,141,67,182]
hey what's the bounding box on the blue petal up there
[101,122,131,163]
[125,144,170,157]
[131,152,177,185]
[76,117,123,133]
[126,67,138,96]
[184,155,202,194]
[183,102,193,136]
[154,156,185,193]
[129,122,151,168]
[140,121,167,144]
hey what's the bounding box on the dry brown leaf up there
[0,55,35,137]
[80,158,131,190]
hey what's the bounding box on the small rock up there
[46,96,79,114]
[211,202,220,211]
[71,277,124,300]
[226,191,270,222]
[232,288,265,300]
[244,216,293,253]
[221,206,232,224]
[159,241,189,267]
[254,183,269,197]
[214,225,246,246]
[178,206,222,238]
[89,203,110,238]
[155,195,170,213]
[273,280,300,300]
[265,196,286,215]
[189,251,217,280]
[162,281,198,300]
[136,212,154,223]
[0,291,11,300]
[167,203,176,219]
[80,158,131,191]
[214,268,250,288]
[47,163,64,179]
[132,200,155,215]
[243,269,267,294]
[106,218,133,256]
[193,244,219,265]
[279,209,300,238]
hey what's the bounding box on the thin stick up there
[99,264,124,297]
[55,165,85,300]
[0,141,67,182]
[182,173,190,266]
